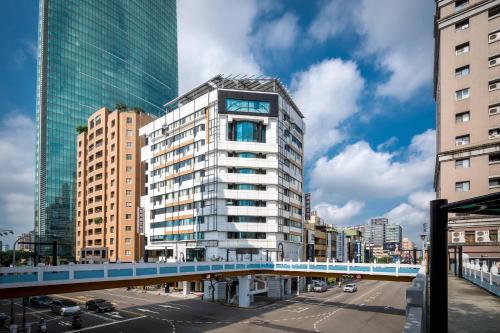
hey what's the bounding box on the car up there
[30,296,53,308]
[343,284,357,293]
[0,313,9,327]
[51,300,81,316]
[85,299,115,313]
[312,280,328,292]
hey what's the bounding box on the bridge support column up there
[285,278,292,295]
[267,276,284,298]
[238,275,251,308]
[182,281,190,296]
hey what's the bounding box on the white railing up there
[462,259,500,296]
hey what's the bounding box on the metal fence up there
[462,260,500,297]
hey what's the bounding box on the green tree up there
[131,106,144,114]
[115,103,128,112]
[76,125,88,134]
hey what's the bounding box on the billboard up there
[305,193,311,221]
[383,242,401,252]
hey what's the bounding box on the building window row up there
[227,216,266,223]
[226,200,267,207]
[227,232,266,239]
[227,183,267,191]
[150,232,204,242]
[226,98,270,114]
[227,121,266,143]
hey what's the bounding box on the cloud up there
[13,40,37,69]
[377,136,398,151]
[310,129,436,203]
[291,58,365,158]
[0,113,36,247]
[385,190,435,243]
[314,201,365,225]
[308,0,434,100]
[177,0,263,93]
[255,12,299,51]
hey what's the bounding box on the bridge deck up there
[0,261,420,299]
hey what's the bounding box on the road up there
[0,279,408,333]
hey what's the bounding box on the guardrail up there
[0,261,421,293]
[402,266,427,333]
[463,260,500,296]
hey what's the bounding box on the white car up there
[312,281,327,292]
[51,300,81,316]
[343,284,357,293]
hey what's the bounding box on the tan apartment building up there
[303,212,336,262]
[434,0,500,261]
[76,107,154,263]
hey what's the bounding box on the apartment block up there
[76,108,154,263]
[140,76,305,262]
[435,0,500,260]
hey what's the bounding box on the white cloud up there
[291,58,364,158]
[256,12,299,51]
[385,190,435,243]
[177,0,263,93]
[308,0,434,100]
[314,201,365,225]
[0,113,36,247]
[310,129,436,203]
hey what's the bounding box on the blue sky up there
[0,0,436,246]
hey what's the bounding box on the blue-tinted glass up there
[35,0,178,257]
[239,168,257,174]
[238,152,257,158]
[226,98,270,113]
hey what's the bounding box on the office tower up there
[35,0,178,257]
[434,0,500,259]
[367,218,388,247]
[140,75,305,262]
[75,108,154,263]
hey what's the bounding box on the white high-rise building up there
[140,76,305,262]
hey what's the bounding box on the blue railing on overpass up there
[0,261,421,289]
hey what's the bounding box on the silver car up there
[51,300,81,316]
[312,281,328,292]
[343,284,357,293]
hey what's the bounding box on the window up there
[489,5,500,18]
[111,120,115,127]
[125,238,131,244]
[228,216,266,223]
[455,88,470,100]
[125,250,131,256]
[94,115,101,126]
[488,79,500,92]
[127,130,133,137]
[455,0,468,12]
[455,158,470,169]
[125,214,132,219]
[455,135,470,146]
[126,117,132,124]
[126,190,132,196]
[111,156,115,163]
[110,180,115,186]
[455,181,470,192]
[126,166,133,172]
[126,154,132,160]
[455,42,469,55]
[455,65,469,77]
[489,176,500,188]
[125,226,132,231]
[489,127,500,139]
[225,98,270,114]
[227,232,266,239]
[110,216,114,222]
[489,153,500,164]
[127,142,133,148]
[455,19,469,31]
[455,111,470,123]
[126,178,132,184]
[126,202,132,207]
[227,121,266,143]
[110,238,114,245]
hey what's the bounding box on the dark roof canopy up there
[445,192,500,216]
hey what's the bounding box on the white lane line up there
[137,308,159,314]
[68,315,147,332]
[157,304,182,310]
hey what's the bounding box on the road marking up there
[157,304,182,310]
[137,308,159,314]
[106,312,124,319]
[67,315,147,332]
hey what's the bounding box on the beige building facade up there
[435,0,500,260]
[76,107,153,263]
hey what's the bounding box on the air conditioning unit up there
[452,231,465,243]
[490,130,500,139]
[490,83,498,90]
[489,107,499,115]
[490,33,499,42]
[490,59,498,67]
[475,230,490,243]
[457,141,466,146]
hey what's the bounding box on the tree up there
[131,106,144,114]
[76,125,88,134]
[115,103,128,112]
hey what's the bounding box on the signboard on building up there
[137,207,145,234]
[306,244,315,261]
[305,193,311,221]
[383,242,401,252]
[307,230,315,244]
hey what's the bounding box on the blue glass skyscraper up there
[35,0,178,257]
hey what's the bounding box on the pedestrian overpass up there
[0,261,421,299]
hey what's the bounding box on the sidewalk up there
[448,276,500,333]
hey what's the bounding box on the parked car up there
[343,284,357,293]
[312,281,328,292]
[51,300,81,316]
[30,296,53,308]
[85,299,115,313]
[0,313,9,327]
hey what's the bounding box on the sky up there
[0,0,436,247]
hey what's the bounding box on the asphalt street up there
[0,279,408,333]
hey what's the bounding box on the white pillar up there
[286,278,292,295]
[238,275,251,308]
[296,276,300,296]
[182,281,190,295]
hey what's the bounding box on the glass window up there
[455,66,469,77]
[455,158,470,168]
[455,112,470,123]
[455,181,470,192]
[455,19,469,31]
[127,130,133,137]
[455,88,470,100]
[126,154,132,160]
[455,0,468,12]
[226,98,270,113]
[489,177,500,188]
[455,42,469,55]
[126,117,132,124]
[228,121,266,143]
[127,142,133,148]
[455,135,470,146]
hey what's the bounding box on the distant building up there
[16,231,35,252]
[402,238,416,251]
[303,211,336,262]
[367,218,388,246]
[384,224,402,246]
[75,107,154,263]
